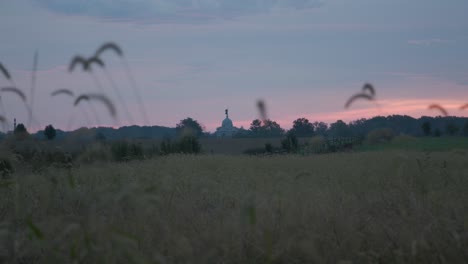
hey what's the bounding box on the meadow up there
[1,42,468,263]
[0,139,467,263]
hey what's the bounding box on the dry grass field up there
[1,149,468,263]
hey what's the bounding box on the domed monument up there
[216,109,238,138]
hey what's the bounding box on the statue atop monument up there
[216,108,238,138]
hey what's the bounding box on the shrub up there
[309,135,326,153]
[95,132,106,143]
[367,128,395,144]
[265,143,273,153]
[160,138,176,155]
[111,141,144,161]
[243,147,267,155]
[44,124,57,140]
[78,144,111,163]
[178,136,201,154]
[14,123,29,140]
[0,157,13,178]
[281,132,299,153]
[160,136,201,155]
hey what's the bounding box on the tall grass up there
[94,42,149,125]
[0,150,467,263]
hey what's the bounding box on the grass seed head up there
[51,89,74,97]
[75,93,117,118]
[1,86,27,102]
[345,93,374,109]
[95,42,124,58]
[0,62,11,80]
[428,104,449,117]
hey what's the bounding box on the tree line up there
[212,115,468,138]
[3,115,468,142]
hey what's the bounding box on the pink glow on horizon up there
[224,98,468,131]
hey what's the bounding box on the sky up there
[1,0,468,132]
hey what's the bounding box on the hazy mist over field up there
[1,0,468,131]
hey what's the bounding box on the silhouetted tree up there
[160,137,175,155]
[14,123,28,139]
[463,121,468,137]
[234,126,250,138]
[249,119,284,137]
[176,117,204,138]
[178,135,201,154]
[249,119,263,136]
[290,118,314,137]
[264,143,273,153]
[95,131,106,142]
[446,123,459,136]
[421,121,431,136]
[44,124,57,140]
[14,123,27,134]
[281,131,299,153]
[434,128,442,137]
[328,120,352,137]
[313,121,328,136]
[262,119,285,137]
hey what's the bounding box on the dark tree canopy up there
[421,121,431,136]
[313,121,328,136]
[290,118,314,137]
[44,124,57,140]
[14,123,28,139]
[176,117,204,138]
[328,120,352,137]
[249,119,263,135]
[262,119,284,137]
[249,119,284,137]
[446,123,459,136]
[14,123,27,135]
[463,121,468,137]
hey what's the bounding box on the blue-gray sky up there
[1,0,468,131]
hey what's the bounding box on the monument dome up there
[216,109,238,138]
[222,116,233,128]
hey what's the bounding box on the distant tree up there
[434,128,442,137]
[14,123,27,134]
[14,123,28,139]
[328,120,352,137]
[264,143,273,153]
[348,118,368,137]
[234,126,250,138]
[249,119,284,137]
[160,138,175,155]
[463,121,468,137]
[290,118,314,137]
[446,123,459,136]
[249,119,263,136]
[262,119,285,137]
[176,117,204,138]
[44,124,57,140]
[178,135,201,154]
[313,121,328,136]
[281,131,299,153]
[421,121,431,136]
[95,131,106,142]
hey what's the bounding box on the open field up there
[1,150,468,263]
[356,136,468,153]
